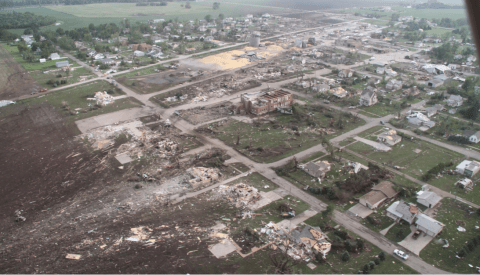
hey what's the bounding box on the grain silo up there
[249,33,261,47]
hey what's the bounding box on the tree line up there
[0,0,195,7]
[0,11,55,29]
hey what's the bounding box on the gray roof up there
[464,130,476,138]
[55,61,69,67]
[416,213,444,234]
[361,87,376,100]
[417,191,442,206]
[388,200,418,223]
[448,95,463,102]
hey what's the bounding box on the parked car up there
[412,230,421,239]
[380,120,385,125]
[394,249,409,260]
[323,100,330,104]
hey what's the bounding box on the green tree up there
[378,251,386,261]
[369,261,375,270]
[213,2,220,10]
[205,14,212,22]
[363,264,370,274]
[185,2,191,9]
[341,251,350,262]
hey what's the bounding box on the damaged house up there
[359,86,378,106]
[239,90,293,115]
[359,181,399,210]
[377,130,402,146]
[289,225,332,259]
[299,160,331,178]
[386,200,418,224]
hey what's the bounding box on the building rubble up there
[187,167,221,185]
[216,183,262,208]
[87,91,115,106]
[261,223,331,262]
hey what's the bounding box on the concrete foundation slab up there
[209,239,237,258]
[115,153,133,164]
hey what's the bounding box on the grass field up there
[30,67,95,89]
[420,198,480,274]
[346,138,464,181]
[1,2,288,34]
[207,106,365,163]
[1,43,79,71]
[344,6,467,20]
[363,19,390,26]
[14,81,142,133]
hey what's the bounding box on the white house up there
[49,53,61,60]
[386,201,419,224]
[446,95,463,107]
[407,112,435,128]
[134,50,145,57]
[415,213,444,237]
[359,87,378,106]
[386,79,402,91]
[416,191,442,208]
[463,130,480,143]
[456,160,480,177]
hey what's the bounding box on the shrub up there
[378,251,386,261]
[341,251,350,262]
[357,238,365,252]
[363,264,370,274]
[369,261,375,270]
[374,258,380,265]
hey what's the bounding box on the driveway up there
[347,203,373,218]
[398,225,434,255]
[354,136,392,151]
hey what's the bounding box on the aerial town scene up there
[0,0,479,273]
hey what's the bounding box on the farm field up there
[344,6,467,20]
[1,2,288,34]
[30,67,95,89]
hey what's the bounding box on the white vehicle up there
[394,249,409,260]
[370,57,375,61]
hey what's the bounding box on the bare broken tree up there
[268,244,301,274]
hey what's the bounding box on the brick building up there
[239,90,293,115]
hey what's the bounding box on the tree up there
[205,14,213,22]
[76,51,86,60]
[218,13,225,20]
[185,2,191,9]
[378,251,386,261]
[56,27,64,35]
[369,261,375,270]
[269,245,300,274]
[363,264,370,274]
[341,251,350,262]
[357,238,365,252]
[213,2,220,10]
[374,258,380,265]
[322,205,334,217]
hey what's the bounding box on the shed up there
[416,191,442,208]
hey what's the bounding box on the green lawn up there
[1,43,79,71]
[11,81,142,133]
[420,198,480,274]
[363,19,390,26]
[384,222,412,243]
[347,138,464,182]
[113,63,173,79]
[206,106,365,163]
[30,67,95,89]
[227,172,278,192]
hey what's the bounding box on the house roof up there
[416,213,444,234]
[448,95,463,102]
[360,181,398,206]
[464,130,476,138]
[417,191,442,206]
[387,200,418,222]
[361,88,376,100]
[371,181,398,198]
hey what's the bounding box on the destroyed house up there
[289,225,331,257]
[240,90,293,115]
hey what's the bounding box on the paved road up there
[21,18,475,273]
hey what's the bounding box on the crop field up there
[344,6,467,20]
[1,2,287,34]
